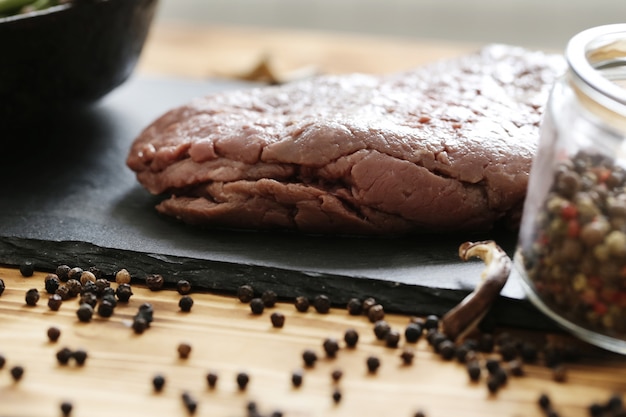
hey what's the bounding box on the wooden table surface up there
[2,22,626,417]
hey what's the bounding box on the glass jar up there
[515,24,626,354]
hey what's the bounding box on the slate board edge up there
[0,236,560,332]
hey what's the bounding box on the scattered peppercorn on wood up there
[0,266,625,417]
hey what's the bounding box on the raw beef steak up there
[127,45,564,235]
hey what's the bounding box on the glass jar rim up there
[567,24,626,117]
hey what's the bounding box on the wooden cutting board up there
[0,75,551,331]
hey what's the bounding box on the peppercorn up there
[270,411,284,417]
[431,333,449,353]
[400,348,415,365]
[60,401,73,417]
[589,403,604,417]
[132,317,148,334]
[80,280,97,296]
[508,359,524,377]
[80,271,97,286]
[237,284,255,303]
[344,329,359,348]
[56,347,73,365]
[346,298,362,315]
[499,341,518,362]
[552,364,567,382]
[206,371,218,388]
[10,365,24,382]
[72,349,88,366]
[373,320,391,340]
[478,333,495,353]
[136,303,154,325]
[55,285,71,301]
[19,260,34,277]
[94,278,110,297]
[492,367,508,386]
[361,297,376,313]
[181,391,198,414]
[145,274,164,291]
[66,279,82,297]
[385,330,401,348]
[66,267,81,281]
[404,322,423,343]
[236,372,250,390]
[179,296,194,312]
[367,304,385,323]
[424,314,439,330]
[302,349,318,368]
[486,375,500,394]
[25,288,40,306]
[177,342,192,359]
[519,341,538,363]
[47,326,61,342]
[606,394,624,414]
[56,265,71,282]
[262,290,277,307]
[0,278,4,296]
[413,411,427,417]
[323,338,340,358]
[485,358,501,374]
[331,369,343,383]
[439,340,456,360]
[314,295,331,314]
[44,274,60,294]
[270,312,285,328]
[0,354,5,369]
[152,374,166,392]
[332,388,342,404]
[97,300,115,318]
[177,279,192,295]
[250,298,265,315]
[291,369,303,388]
[467,360,481,382]
[47,294,63,311]
[79,292,97,308]
[115,283,133,302]
[115,268,131,285]
[538,393,551,410]
[102,293,117,307]
[75,304,92,322]
[294,296,310,312]
[366,356,380,374]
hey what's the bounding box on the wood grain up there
[0,266,625,417]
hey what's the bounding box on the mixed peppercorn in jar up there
[516,24,626,353]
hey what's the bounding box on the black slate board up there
[0,75,557,331]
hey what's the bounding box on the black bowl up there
[0,0,158,125]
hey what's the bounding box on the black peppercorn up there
[538,393,551,411]
[331,369,343,383]
[177,342,192,359]
[132,317,148,334]
[368,304,385,323]
[400,348,415,365]
[478,333,495,353]
[261,290,278,307]
[606,394,623,414]
[439,340,456,360]
[270,312,285,328]
[519,342,538,363]
[88,266,104,279]
[485,358,501,374]
[404,323,423,343]
[492,367,508,386]
[67,267,83,282]
[361,297,376,313]
[291,369,303,388]
[80,280,97,296]
[373,320,391,340]
[145,274,164,291]
[76,303,94,322]
[24,288,39,306]
[60,401,73,417]
[152,374,166,392]
[487,375,501,394]
[366,356,380,374]
[250,298,265,315]
[508,359,524,377]
[344,329,359,348]
[102,293,117,308]
[237,285,255,303]
[56,265,71,282]
[55,285,71,301]
[0,354,5,369]
[56,347,73,365]
[385,329,401,348]
[19,261,34,277]
[179,296,194,312]
[66,279,82,297]
[332,387,342,404]
[136,303,154,325]
[236,372,250,390]
[0,278,4,296]
[323,338,340,358]
[47,326,61,342]
[270,411,283,417]
[302,349,318,368]
[44,274,60,294]
[346,298,362,315]
[552,365,567,383]
[47,294,63,311]
[10,365,24,382]
[206,371,218,388]
[431,332,448,352]
[467,360,481,382]
[177,279,192,295]
[115,283,133,302]
[94,278,110,297]
[499,341,518,362]
[79,292,97,309]
[314,295,331,314]
[294,296,310,312]
[97,300,115,318]
[72,349,88,366]
[181,391,198,414]
[424,314,439,330]
[589,403,604,417]
[413,410,427,417]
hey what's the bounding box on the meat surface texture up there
[127,45,565,235]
